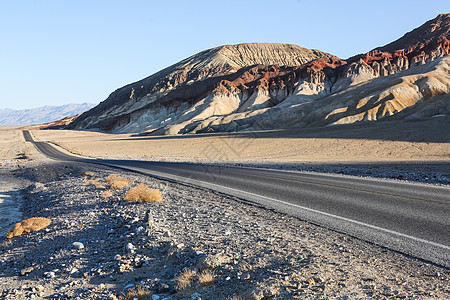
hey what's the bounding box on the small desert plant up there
[84,178,105,189]
[6,217,51,238]
[124,184,163,203]
[109,180,130,190]
[175,269,197,290]
[101,190,113,198]
[118,286,152,300]
[105,174,132,190]
[198,269,215,286]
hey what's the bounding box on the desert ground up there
[29,117,450,185]
[31,117,450,164]
[0,123,449,299]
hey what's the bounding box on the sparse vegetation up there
[105,174,125,183]
[175,269,197,290]
[84,178,105,189]
[124,184,163,203]
[105,174,132,190]
[84,171,94,176]
[118,286,152,300]
[198,269,215,286]
[101,190,113,198]
[5,217,51,239]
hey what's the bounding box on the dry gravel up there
[0,156,449,299]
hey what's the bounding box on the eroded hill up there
[68,14,450,135]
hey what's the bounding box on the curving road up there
[23,130,450,267]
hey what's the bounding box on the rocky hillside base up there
[0,160,449,299]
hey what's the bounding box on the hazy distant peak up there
[0,103,96,125]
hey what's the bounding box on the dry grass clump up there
[84,171,94,176]
[109,180,130,190]
[175,269,197,290]
[105,174,132,190]
[105,174,127,183]
[101,190,113,198]
[6,217,51,239]
[198,269,215,286]
[84,178,105,189]
[124,184,163,203]
[118,286,152,300]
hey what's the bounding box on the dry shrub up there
[84,178,99,185]
[105,174,132,190]
[118,287,152,300]
[124,184,162,203]
[84,171,94,176]
[105,174,127,183]
[6,217,51,239]
[84,178,105,189]
[101,190,113,198]
[198,269,215,286]
[109,180,130,190]
[175,269,197,290]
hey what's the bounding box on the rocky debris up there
[243,285,279,300]
[0,160,448,299]
[196,253,230,271]
[19,266,34,276]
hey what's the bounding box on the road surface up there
[23,130,450,267]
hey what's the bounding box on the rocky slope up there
[69,14,450,135]
[69,44,333,132]
[0,103,95,126]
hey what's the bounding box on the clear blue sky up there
[0,0,448,110]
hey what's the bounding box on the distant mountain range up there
[0,103,96,125]
[67,14,450,134]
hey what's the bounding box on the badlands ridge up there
[68,14,450,135]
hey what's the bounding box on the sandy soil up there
[0,129,39,161]
[32,118,450,164]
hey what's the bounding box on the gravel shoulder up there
[0,152,449,299]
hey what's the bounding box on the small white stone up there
[72,242,84,250]
[126,243,136,253]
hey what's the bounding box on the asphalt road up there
[23,130,450,267]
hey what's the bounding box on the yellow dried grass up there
[124,184,163,203]
[105,174,132,190]
[118,287,152,300]
[6,217,51,239]
[175,269,197,290]
[198,269,215,286]
[101,190,113,198]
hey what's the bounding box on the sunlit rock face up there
[69,14,450,135]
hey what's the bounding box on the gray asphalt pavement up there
[23,130,450,267]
